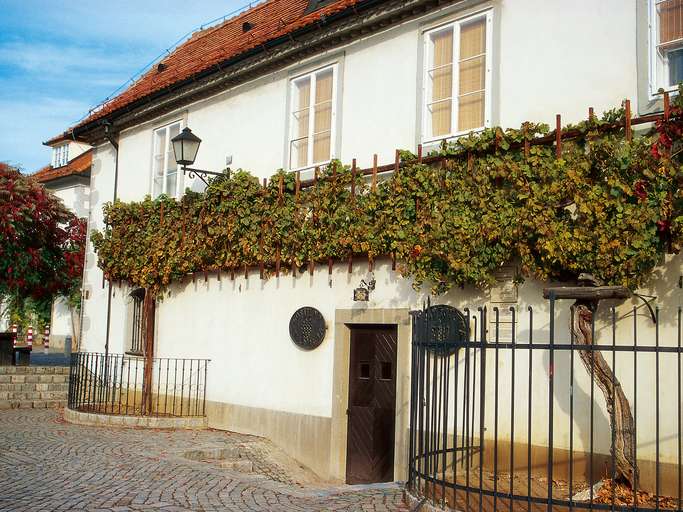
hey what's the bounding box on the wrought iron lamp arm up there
[181,165,228,186]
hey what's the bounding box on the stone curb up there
[63,407,208,429]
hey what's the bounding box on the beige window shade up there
[313,70,333,164]
[291,78,311,169]
[458,18,486,132]
[659,0,683,45]
[430,29,453,137]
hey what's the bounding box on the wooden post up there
[351,158,356,201]
[523,123,530,160]
[394,149,400,173]
[625,99,632,142]
[278,175,284,205]
[664,91,671,120]
[417,144,423,163]
[391,251,396,271]
[259,237,264,280]
[309,259,314,276]
[244,263,248,280]
[348,254,353,273]
[230,267,235,280]
[276,246,281,277]
[555,114,562,159]
[295,171,301,199]
[372,154,378,192]
[368,255,374,272]
[328,257,333,275]
[589,106,594,122]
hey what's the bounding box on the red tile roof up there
[49,0,361,143]
[31,150,92,184]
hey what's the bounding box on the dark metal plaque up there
[289,307,326,350]
[425,305,467,355]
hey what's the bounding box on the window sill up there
[289,160,333,176]
[125,350,144,357]
[422,127,487,151]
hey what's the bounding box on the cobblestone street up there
[0,409,409,512]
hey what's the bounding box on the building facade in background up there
[31,144,91,350]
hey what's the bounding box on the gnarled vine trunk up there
[572,301,638,488]
[141,290,156,416]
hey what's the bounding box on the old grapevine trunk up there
[142,290,156,416]
[572,301,638,488]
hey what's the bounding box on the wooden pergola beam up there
[542,286,631,300]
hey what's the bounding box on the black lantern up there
[169,127,225,185]
[171,127,201,166]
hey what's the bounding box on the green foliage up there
[92,100,683,296]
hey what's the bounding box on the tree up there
[0,163,86,332]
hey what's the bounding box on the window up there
[52,144,69,168]
[650,0,683,95]
[152,121,182,198]
[127,288,145,355]
[423,12,492,142]
[289,66,336,170]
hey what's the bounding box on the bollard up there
[43,325,50,354]
[27,326,33,349]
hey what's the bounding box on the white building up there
[49,0,683,493]
[32,142,92,350]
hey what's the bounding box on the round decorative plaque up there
[425,304,468,355]
[289,307,326,350]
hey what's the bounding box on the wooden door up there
[346,325,398,484]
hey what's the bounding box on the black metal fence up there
[68,352,209,417]
[408,296,683,511]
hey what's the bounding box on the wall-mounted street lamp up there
[171,127,227,185]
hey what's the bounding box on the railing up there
[68,352,209,417]
[408,297,683,511]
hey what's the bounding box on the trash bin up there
[0,333,13,366]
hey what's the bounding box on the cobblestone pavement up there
[0,409,410,512]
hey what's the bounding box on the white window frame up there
[421,10,493,144]
[649,0,683,98]
[287,64,338,172]
[52,144,69,168]
[151,120,183,199]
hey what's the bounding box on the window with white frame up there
[288,65,336,170]
[152,121,181,198]
[650,0,683,95]
[52,144,69,168]
[423,12,492,142]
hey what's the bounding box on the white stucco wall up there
[78,0,681,475]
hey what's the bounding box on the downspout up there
[103,122,119,357]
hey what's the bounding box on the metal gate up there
[408,297,683,512]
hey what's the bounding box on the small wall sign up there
[289,307,326,350]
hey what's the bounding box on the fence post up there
[547,292,555,512]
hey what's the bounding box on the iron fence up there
[408,296,683,512]
[68,352,209,417]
